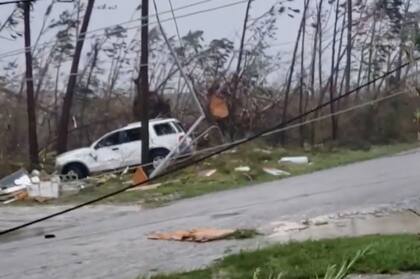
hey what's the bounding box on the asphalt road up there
[1,149,420,279]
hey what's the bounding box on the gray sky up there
[0,0,302,66]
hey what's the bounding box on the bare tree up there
[299,0,309,146]
[329,0,341,140]
[344,0,353,97]
[281,0,310,145]
[56,0,95,154]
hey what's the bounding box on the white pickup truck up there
[55,118,193,178]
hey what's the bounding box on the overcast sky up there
[0,0,303,62]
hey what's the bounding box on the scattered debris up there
[127,183,162,192]
[14,175,32,187]
[279,156,309,165]
[263,168,291,177]
[2,185,26,194]
[198,169,217,177]
[227,229,261,240]
[148,228,235,243]
[311,216,329,226]
[271,221,309,234]
[31,176,40,184]
[0,169,29,190]
[27,176,60,199]
[253,148,272,154]
[89,174,116,186]
[235,166,251,172]
[225,149,238,154]
[121,166,130,176]
[44,234,56,239]
[132,167,148,185]
[3,191,28,204]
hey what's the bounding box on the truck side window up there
[120,128,142,144]
[154,123,176,136]
[95,132,121,149]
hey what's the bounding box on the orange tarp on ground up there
[148,228,235,243]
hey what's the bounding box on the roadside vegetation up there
[148,235,420,279]
[17,141,416,206]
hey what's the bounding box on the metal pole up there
[149,0,206,178]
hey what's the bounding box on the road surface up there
[1,149,420,279]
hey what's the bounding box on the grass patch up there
[150,235,420,279]
[10,142,417,206]
[227,229,261,240]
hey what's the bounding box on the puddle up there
[270,211,420,242]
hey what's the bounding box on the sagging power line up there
[0,55,418,236]
[0,0,248,60]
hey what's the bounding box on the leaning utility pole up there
[23,1,40,169]
[137,0,150,167]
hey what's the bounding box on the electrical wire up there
[91,86,413,179]
[1,56,418,236]
[167,0,183,49]
[0,0,35,5]
[0,0,247,60]
[4,87,410,246]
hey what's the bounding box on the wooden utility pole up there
[23,1,40,169]
[56,0,95,154]
[345,0,352,95]
[138,0,150,166]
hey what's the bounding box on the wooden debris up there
[209,94,229,119]
[148,228,235,243]
[132,167,148,185]
[126,183,162,192]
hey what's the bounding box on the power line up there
[0,0,246,59]
[1,56,418,236]
[9,88,411,244]
[0,0,35,5]
[168,0,183,48]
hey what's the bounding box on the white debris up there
[27,176,60,199]
[270,221,309,236]
[14,175,32,186]
[31,176,40,184]
[2,185,26,194]
[226,149,238,154]
[311,216,329,226]
[121,166,130,175]
[279,156,309,165]
[31,170,41,177]
[235,166,251,172]
[253,148,272,154]
[199,169,217,177]
[263,168,290,177]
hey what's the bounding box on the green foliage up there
[151,235,420,279]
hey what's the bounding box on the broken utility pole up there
[138,0,150,167]
[23,0,40,169]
